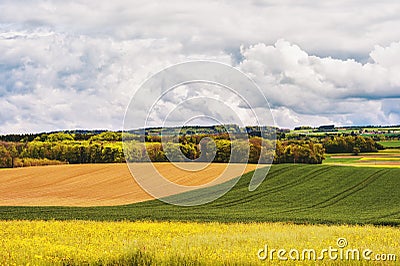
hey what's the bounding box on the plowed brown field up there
[0,163,257,206]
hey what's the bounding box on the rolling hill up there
[0,164,399,225]
[0,163,257,206]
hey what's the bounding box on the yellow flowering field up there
[0,220,399,265]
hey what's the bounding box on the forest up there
[0,129,382,168]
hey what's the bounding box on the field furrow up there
[0,163,257,206]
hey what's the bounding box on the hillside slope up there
[0,164,399,225]
[0,163,257,206]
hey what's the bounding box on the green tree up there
[145,143,166,162]
[164,143,185,162]
[0,145,11,167]
[46,133,74,142]
[215,140,231,162]
[231,140,249,163]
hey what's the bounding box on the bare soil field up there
[0,163,257,207]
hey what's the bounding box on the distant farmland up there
[378,141,400,148]
[324,149,400,167]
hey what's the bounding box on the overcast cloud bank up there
[0,0,399,133]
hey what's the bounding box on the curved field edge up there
[0,164,399,225]
[1,220,399,265]
[0,163,258,206]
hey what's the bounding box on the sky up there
[1,0,400,134]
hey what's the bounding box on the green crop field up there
[379,141,400,148]
[1,164,400,264]
[324,149,400,167]
[323,156,361,164]
[1,164,399,225]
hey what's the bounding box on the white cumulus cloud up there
[239,40,400,128]
[0,1,399,133]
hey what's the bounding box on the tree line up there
[0,141,124,168]
[321,135,383,154]
[0,131,383,168]
[0,137,324,168]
